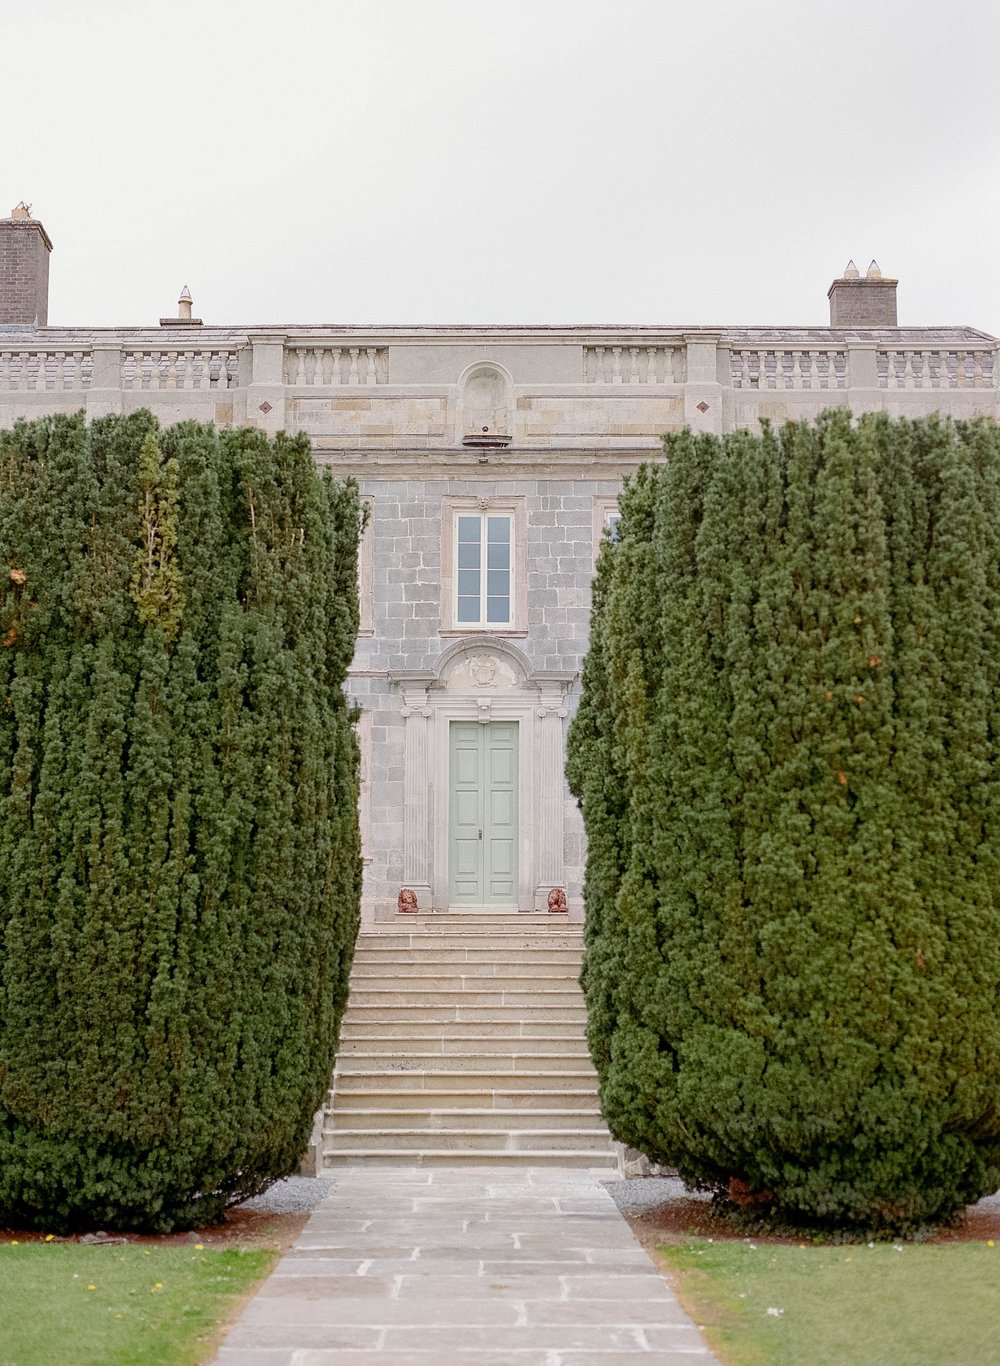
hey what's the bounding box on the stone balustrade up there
[0,347,93,391]
[732,346,847,390]
[583,344,683,384]
[285,344,387,386]
[880,346,994,389]
[1,328,996,441]
[121,347,238,391]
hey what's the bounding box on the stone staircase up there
[320,914,617,1168]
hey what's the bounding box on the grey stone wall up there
[347,474,623,910]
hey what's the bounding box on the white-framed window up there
[440,496,527,635]
[455,510,513,626]
[592,495,621,562]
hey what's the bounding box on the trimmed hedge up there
[0,412,362,1231]
[567,411,1000,1231]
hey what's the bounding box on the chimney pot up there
[160,283,202,327]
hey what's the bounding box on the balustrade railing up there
[584,344,683,384]
[879,346,995,389]
[285,345,387,386]
[121,348,238,390]
[3,337,995,407]
[0,348,93,391]
[732,347,846,389]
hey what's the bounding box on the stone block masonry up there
[0,214,51,327]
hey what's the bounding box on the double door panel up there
[449,721,518,905]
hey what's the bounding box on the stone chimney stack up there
[0,203,53,328]
[828,259,898,327]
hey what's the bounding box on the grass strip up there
[660,1237,1000,1366]
[0,1242,276,1366]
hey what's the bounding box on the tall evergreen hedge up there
[0,411,362,1231]
[567,411,1000,1231]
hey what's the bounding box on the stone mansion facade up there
[3,208,998,924]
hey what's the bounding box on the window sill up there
[438,627,528,638]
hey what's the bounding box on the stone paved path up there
[214,1165,718,1365]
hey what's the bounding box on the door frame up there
[392,638,575,913]
[436,703,533,911]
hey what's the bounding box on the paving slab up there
[213,1164,718,1365]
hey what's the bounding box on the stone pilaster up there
[247,333,287,433]
[534,682,569,907]
[85,343,123,417]
[400,684,432,907]
[683,333,723,433]
[847,341,880,411]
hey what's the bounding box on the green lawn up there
[661,1237,1000,1366]
[0,1242,277,1366]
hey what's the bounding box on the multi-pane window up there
[592,496,622,563]
[456,513,513,625]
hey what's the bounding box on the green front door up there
[449,721,518,906]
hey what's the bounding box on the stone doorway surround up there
[390,638,575,913]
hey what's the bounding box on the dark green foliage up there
[0,412,362,1231]
[567,411,1000,1232]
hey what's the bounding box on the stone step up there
[350,967,582,986]
[340,1019,587,1041]
[331,1087,600,1110]
[336,1051,593,1073]
[341,999,581,1021]
[352,947,584,966]
[342,1006,586,1027]
[344,988,582,1008]
[321,915,609,1169]
[322,1126,614,1154]
[320,1148,617,1169]
[339,1031,589,1055]
[332,1068,598,1092]
[324,1107,602,1131]
[345,995,585,1014]
[360,918,581,927]
[355,932,582,951]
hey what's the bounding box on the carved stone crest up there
[470,655,497,688]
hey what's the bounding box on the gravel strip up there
[238,1176,335,1214]
[239,1173,1000,1220]
[605,1176,708,1217]
[605,1176,1000,1219]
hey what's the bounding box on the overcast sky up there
[8,0,1000,335]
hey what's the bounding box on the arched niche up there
[458,362,513,445]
